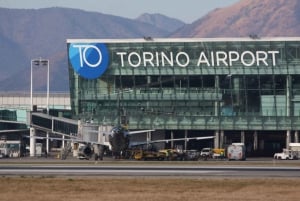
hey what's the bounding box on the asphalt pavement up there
[0,156,299,178]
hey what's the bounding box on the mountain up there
[0,7,177,91]
[136,13,185,34]
[2,0,300,92]
[172,0,300,37]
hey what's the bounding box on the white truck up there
[273,149,297,160]
[274,143,300,160]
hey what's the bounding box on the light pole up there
[30,58,50,114]
[30,58,50,157]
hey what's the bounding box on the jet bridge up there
[30,112,113,158]
[31,112,78,136]
[30,112,79,157]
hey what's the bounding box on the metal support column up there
[215,75,220,116]
[62,135,65,148]
[286,130,291,148]
[295,131,299,143]
[171,131,174,149]
[30,127,36,157]
[220,130,224,148]
[286,75,291,117]
[253,131,258,151]
[241,131,245,144]
[214,130,219,148]
[184,130,188,151]
[46,132,50,154]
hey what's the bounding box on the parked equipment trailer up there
[227,143,246,161]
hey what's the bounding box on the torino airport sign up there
[117,50,279,68]
[69,42,280,79]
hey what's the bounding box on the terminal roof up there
[67,37,300,44]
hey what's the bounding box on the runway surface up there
[0,158,299,178]
[0,165,299,177]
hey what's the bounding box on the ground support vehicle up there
[274,149,298,160]
[227,143,246,160]
[0,140,21,158]
[274,143,300,160]
[200,148,213,160]
[134,150,166,161]
[159,149,186,161]
[212,148,226,159]
[184,150,200,160]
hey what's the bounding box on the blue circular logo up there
[69,43,109,79]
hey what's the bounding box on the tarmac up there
[0,155,299,167]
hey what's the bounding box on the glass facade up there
[67,38,300,132]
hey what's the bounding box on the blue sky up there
[0,0,240,23]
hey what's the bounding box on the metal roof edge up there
[66,37,300,43]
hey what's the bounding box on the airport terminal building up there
[67,38,300,156]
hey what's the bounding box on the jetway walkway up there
[31,112,78,137]
[30,112,79,158]
[30,113,112,158]
[0,111,79,158]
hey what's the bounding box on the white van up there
[200,148,213,158]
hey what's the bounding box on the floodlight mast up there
[30,58,50,157]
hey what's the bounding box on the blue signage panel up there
[68,43,110,79]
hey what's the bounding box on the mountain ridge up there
[172,0,300,37]
[136,13,185,34]
[1,0,300,91]
[0,7,183,91]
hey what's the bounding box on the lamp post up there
[30,58,50,157]
[30,58,50,114]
